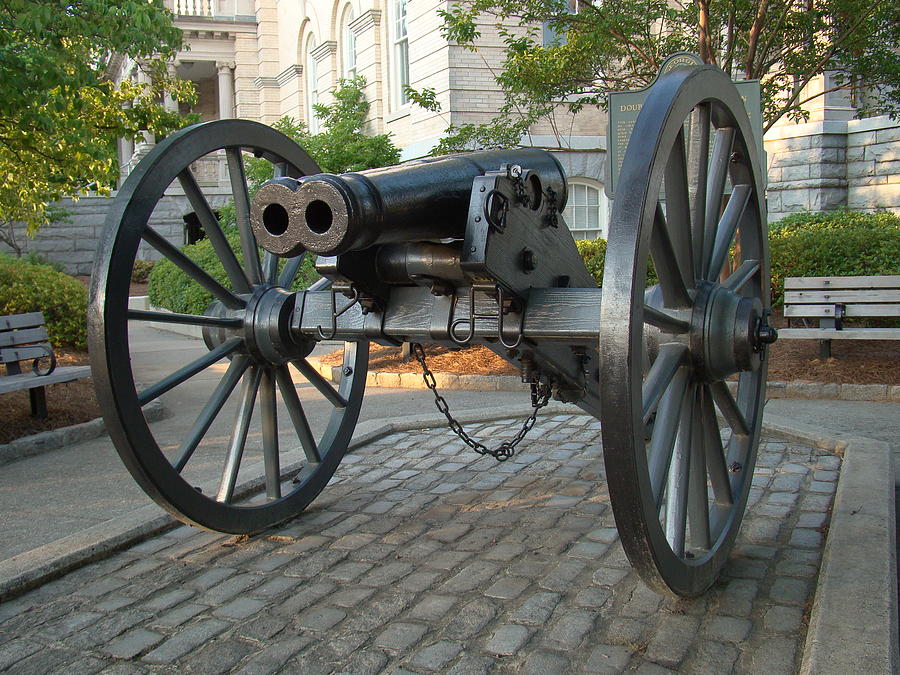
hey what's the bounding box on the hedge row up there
[0,254,88,349]
[147,232,319,315]
[147,210,899,313]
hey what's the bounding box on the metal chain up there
[545,186,560,228]
[412,342,551,461]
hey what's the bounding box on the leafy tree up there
[0,0,195,235]
[220,77,400,225]
[432,0,900,149]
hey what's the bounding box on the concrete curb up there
[0,398,166,466]
[310,359,900,401]
[0,407,895,673]
[798,434,899,673]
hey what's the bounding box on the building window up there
[392,0,409,106]
[341,6,356,79]
[306,36,319,134]
[564,179,608,239]
[543,0,579,46]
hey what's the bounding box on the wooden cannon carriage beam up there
[88,65,774,597]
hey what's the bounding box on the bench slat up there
[0,344,53,365]
[0,326,49,348]
[784,289,900,304]
[0,312,45,331]
[784,304,900,318]
[0,366,91,395]
[785,275,900,290]
[777,328,900,340]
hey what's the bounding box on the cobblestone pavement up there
[0,414,840,673]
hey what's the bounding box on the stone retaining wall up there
[765,115,900,222]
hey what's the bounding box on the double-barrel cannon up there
[89,66,776,597]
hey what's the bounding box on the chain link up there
[412,342,551,461]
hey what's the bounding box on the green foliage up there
[432,0,900,149]
[769,210,900,305]
[0,254,87,348]
[0,0,196,233]
[147,233,320,315]
[131,260,156,283]
[575,238,607,285]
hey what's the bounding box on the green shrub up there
[769,210,900,305]
[131,259,156,283]
[0,255,87,348]
[576,239,606,285]
[148,233,320,315]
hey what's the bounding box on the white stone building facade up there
[5,1,897,273]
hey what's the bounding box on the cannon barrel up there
[250,148,567,257]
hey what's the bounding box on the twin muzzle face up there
[251,176,356,258]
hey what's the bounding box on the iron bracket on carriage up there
[89,65,777,597]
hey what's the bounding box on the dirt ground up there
[3,300,897,446]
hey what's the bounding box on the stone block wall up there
[764,115,900,223]
[2,189,233,276]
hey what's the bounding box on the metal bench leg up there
[819,339,832,359]
[29,386,48,419]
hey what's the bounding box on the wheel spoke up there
[174,355,249,472]
[663,127,695,289]
[665,384,694,557]
[706,184,751,282]
[275,365,321,462]
[701,385,733,507]
[687,386,711,550]
[225,147,264,285]
[648,367,689,506]
[260,368,281,499]
[138,337,242,405]
[703,127,736,278]
[643,304,690,333]
[127,309,242,329]
[278,254,307,289]
[722,258,760,292]
[689,103,711,279]
[641,343,688,422]
[650,204,693,308]
[142,227,245,310]
[263,251,279,285]
[292,358,348,408]
[178,169,251,293]
[709,380,750,437]
[217,365,263,503]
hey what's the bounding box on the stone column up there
[130,67,156,164]
[217,61,235,119]
[163,61,180,114]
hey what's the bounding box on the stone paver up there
[0,417,838,672]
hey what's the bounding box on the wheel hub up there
[690,281,770,382]
[203,286,314,366]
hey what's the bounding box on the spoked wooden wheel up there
[599,67,774,596]
[88,120,368,534]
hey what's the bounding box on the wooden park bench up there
[0,312,91,419]
[778,275,900,358]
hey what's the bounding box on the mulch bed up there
[3,300,896,447]
[0,349,99,446]
[321,338,899,385]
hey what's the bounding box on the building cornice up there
[255,76,279,89]
[350,9,381,34]
[276,64,303,87]
[311,41,337,63]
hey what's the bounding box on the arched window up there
[305,36,319,134]
[564,178,608,239]
[341,6,356,79]
[391,0,409,107]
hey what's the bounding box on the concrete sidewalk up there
[0,323,896,671]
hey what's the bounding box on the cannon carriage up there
[89,66,776,597]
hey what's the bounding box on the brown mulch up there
[0,349,100,446]
[321,338,899,385]
[3,296,896,446]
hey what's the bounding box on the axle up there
[250,149,567,256]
